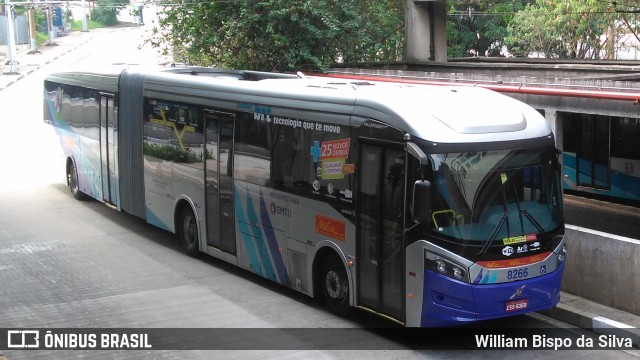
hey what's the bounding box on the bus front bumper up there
[419,262,564,327]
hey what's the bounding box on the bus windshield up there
[426,147,563,246]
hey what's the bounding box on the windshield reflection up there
[427,148,563,243]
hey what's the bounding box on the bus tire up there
[177,206,199,257]
[67,159,87,201]
[320,253,351,316]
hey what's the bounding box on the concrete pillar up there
[404,0,447,63]
[81,0,88,32]
[4,0,18,73]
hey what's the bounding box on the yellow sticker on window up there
[501,173,508,184]
[503,235,527,245]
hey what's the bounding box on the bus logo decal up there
[269,202,292,217]
[502,246,514,256]
[315,215,346,241]
[510,285,526,299]
[340,189,353,199]
[260,191,290,285]
[310,141,321,162]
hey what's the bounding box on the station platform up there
[542,291,640,346]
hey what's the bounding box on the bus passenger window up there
[272,128,295,188]
[234,113,270,186]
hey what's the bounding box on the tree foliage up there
[148,0,405,71]
[447,0,532,58]
[448,0,640,60]
[505,0,624,59]
[90,0,129,26]
[149,0,640,65]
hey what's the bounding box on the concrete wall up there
[0,15,29,45]
[563,225,640,315]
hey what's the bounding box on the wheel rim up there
[69,164,78,192]
[325,269,347,301]
[182,214,198,247]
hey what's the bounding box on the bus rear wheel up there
[177,207,199,257]
[320,253,351,316]
[67,160,86,201]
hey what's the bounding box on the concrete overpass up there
[405,0,447,62]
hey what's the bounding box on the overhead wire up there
[448,0,640,17]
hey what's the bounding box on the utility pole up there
[607,25,615,60]
[28,6,37,53]
[3,0,19,73]
[46,3,55,45]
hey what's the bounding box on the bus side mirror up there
[412,180,431,223]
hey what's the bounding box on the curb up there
[0,37,92,91]
[541,303,640,348]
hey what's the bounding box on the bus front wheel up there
[177,207,199,257]
[320,253,351,316]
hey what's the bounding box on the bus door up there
[204,110,237,255]
[356,142,405,321]
[99,93,117,205]
[576,114,611,189]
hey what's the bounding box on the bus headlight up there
[425,251,468,282]
[453,267,463,280]
[557,245,567,264]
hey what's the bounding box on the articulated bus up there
[44,66,566,327]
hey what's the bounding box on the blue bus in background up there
[562,113,640,204]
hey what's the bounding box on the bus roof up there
[46,66,553,145]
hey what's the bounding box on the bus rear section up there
[43,71,122,207]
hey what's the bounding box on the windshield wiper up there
[510,183,526,235]
[521,209,546,235]
[479,176,512,255]
[478,211,508,255]
[510,181,547,236]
